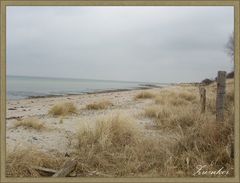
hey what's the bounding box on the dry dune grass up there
[178,91,197,101]
[135,87,197,105]
[86,100,113,110]
[74,113,170,176]
[14,117,45,130]
[75,111,232,177]
[143,80,234,176]
[154,91,177,105]
[145,105,200,129]
[155,95,190,106]
[134,91,156,99]
[77,113,139,149]
[155,89,197,106]
[48,102,77,116]
[169,117,234,176]
[145,105,171,121]
[145,82,233,129]
[6,149,65,177]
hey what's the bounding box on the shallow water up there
[7,75,168,100]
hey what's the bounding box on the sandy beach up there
[7,87,168,154]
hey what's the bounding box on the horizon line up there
[7,74,175,84]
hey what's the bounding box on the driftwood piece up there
[52,158,77,177]
[216,71,226,122]
[199,87,206,113]
[31,166,57,175]
[8,108,17,110]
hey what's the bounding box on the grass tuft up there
[48,102,77,116]
[75,113,168,176]
[86,100,113,110]
[135,91,156,99]
[77,113,139,149]
[14,117,45,130]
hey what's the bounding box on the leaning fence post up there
[216,71,226,122]
[199,87,206,113]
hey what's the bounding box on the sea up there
[7,75,169,100]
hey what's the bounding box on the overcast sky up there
[7,6,233,83]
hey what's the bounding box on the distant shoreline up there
[7,75,173,101]
[9,84,167,101]
[28,85,164,99]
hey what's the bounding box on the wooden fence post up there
[200,87,206,113]
[216,71,226,122]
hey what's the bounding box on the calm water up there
[7,75,168,100]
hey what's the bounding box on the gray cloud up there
[7,6,233,83]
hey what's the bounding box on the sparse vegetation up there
[14,117,45,130]
[49,102,77,116]
[86,100,113,110]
